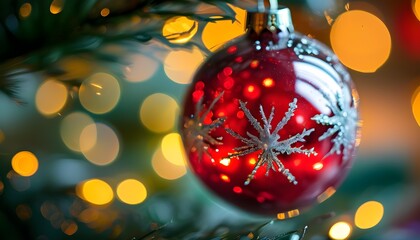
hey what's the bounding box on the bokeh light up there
[162,16,198,44]
[60,112,95,152]
[124,54,158,82]
[61,221,78,236]
[412,86,420,127]
[79,72,121,114]
[11,151,39,177]
[152,147,187,180]
[50,0,63,14]
[58,57,94,81]
[139,93,179,133]
[330,10,391,73]
[80,123,120,166]
[164,47,204,84]
[202,5,246,51]
[78,179,114,205]
[36,79,68,116]
[414,0,420,21]
[329,221,352,240]
[16,204,32,221]
[161,133,186,166]
[355,201,384,229]
[116,179,147,205]
[19,3,32,18]
[100,8,110,17]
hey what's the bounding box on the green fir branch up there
[0,0,238,100]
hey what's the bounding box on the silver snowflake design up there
[183,92,225,161]
[287,37,319,59]
[311,92,358,162]
[226,98,317,185]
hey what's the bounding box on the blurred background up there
[0,0,419,239]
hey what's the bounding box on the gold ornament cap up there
[246,0,294,35]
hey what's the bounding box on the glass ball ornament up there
[181,5,360,217]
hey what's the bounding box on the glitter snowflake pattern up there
[226,98,317,185]
[311,92,358,162]
[288,37,319,59]
[183,92,225,161]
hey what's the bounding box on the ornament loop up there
[257,0,279,12]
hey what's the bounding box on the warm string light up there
[164,47,204,84]
[201,5,246,51]
[11,151,39,177]
[79,73,121,114]
[100,8,110,17]
[162,16,198,44]
[330,10,391,73]
[50,0,64,14]
[19,3,32,18]
[355,201,384,229]
[329,221,352,240]
[140,93,179,133]
[80,123,120,166]
[77,179,114,205]
[36,79,68,116]
[124,54,158,82]
[116,179,147,205]
[16,204,32,221]
[161,133,187,166]
[412,86,420,127]
[152,146,187,180]
[414,0,420,21]
[60,112,95,152]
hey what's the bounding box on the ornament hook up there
[249,0,294,34]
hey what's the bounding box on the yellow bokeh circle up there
[80,123,120,166]
[355,201,384,229]
[124,54,158,82]
[162,16,198,44]
[330,10,391,73]
[140,93,179,133]
[164,47,204,84]
[11,151,39,177]
[116,179,147,205]
[202,5,246,51]
[79,73,121,114]
[60,112,95,152]
[36,79,68,116]
[152,147,187,180]
[19,3,32,18]
[412,86,420,127]
[161,133,187,166]
[79,179,114,205]
[414,0,420,22]
[50,0,63,14]
[329,221,352,240]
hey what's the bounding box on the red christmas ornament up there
[181,4,360,216]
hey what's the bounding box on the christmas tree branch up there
[0,0,239,100]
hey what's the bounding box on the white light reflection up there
[293,56,347,114]
[295,81,330,114]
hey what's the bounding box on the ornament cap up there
[246,5,294,35]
